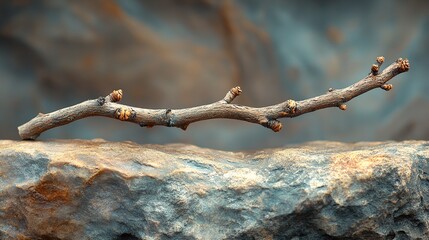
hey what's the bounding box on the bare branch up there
[18,57,410,140]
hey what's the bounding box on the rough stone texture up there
[1,0,428,149]
[1,140,429,239]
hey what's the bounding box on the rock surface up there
[0,140,429,239]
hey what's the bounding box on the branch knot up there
[97,97,105,106]
[165,109,175,127]
[286,100,297,114]
[115,107,133,121]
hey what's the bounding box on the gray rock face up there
[0,140,428,239]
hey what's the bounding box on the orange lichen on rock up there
[34,177,71,202]
[329,150,412,191]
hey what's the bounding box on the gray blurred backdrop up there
[1,0,428,150]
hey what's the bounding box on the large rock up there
[0,140,428,239]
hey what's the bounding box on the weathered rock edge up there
[0,140,428,239]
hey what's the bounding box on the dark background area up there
[1,0,428,150]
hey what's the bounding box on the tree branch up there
[18,57,410,140]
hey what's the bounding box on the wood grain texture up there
[18,57,410,140]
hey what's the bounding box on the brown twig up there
[18,57,410,140]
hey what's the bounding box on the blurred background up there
[1,0,428,150]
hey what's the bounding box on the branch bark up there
[18,57,410,140]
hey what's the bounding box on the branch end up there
[396,58,410,72]
[110,89,123,102]
[231,86,242,96]
[376,56,385,65]
[223,86,242,103]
